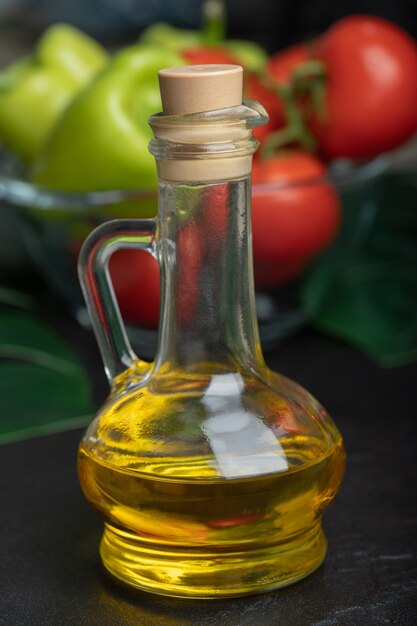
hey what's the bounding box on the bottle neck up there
[154,176,264,374]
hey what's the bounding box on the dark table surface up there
[1,328,417,626]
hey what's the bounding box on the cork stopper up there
[158,65,243,116]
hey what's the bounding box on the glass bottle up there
[77,65,345,598]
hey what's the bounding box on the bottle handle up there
[78,218,157,382]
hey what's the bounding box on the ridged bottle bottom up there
[100,522,327,598]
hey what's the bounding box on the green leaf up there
[0,287,33,309]
[0,310,93,443]
[301,174,417,367]
[308,263,417,367]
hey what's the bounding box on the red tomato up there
[101,222,203,330]
[181,46,239,65]
[244,74,284,142]
[177,222,203,326]
[266,44,310,84]
[252,151,341,289]
[208,513,263,528]
[245,45,310,143]
[202,183,229,250]
[310,15,417,159]
[109,249,160,328]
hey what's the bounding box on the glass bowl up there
[0,148,390,358]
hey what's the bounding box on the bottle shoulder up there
[82,363,343,480]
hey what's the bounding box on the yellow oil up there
[78,435,345,598]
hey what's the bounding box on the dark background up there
[1,0,417,56]
[227,0,417,50]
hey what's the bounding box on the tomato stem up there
[291,59,326,82]
[261,127,299,158]
[310,79,327,122]
[201,0,227,43]
[260,59,327,157]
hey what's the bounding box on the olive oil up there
[78,434,344,597]
[77,67,345,597]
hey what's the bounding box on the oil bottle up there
[77,64,345,598]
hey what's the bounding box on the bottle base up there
[100,522,327,598]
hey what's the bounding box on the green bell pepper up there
[140,22,267,73]
[0,24,107,163]
[140,22,202,52]
[36,23,108,89]
[31,45,183,200]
